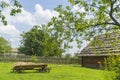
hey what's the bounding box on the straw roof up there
[80,31,120,56]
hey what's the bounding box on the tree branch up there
[113,3,120,11]
[109,0,120,27]
[93,22,118,27]
[91,4,109,15]
[77,22,118,31]
[87,22,118,30]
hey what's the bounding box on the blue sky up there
[21,0,69,12]
[0,0,88,55]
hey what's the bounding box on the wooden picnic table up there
[12,62,50,73]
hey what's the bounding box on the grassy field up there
[0,62,107,80]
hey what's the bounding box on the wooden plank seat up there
[12,62,50,73]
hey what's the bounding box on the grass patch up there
[0,62,106,80]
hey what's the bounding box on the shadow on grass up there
[10,70,50,74]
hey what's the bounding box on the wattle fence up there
[0,54,81,64]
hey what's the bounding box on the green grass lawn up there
[0,62,107,80]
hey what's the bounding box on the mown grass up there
[0,62,107,80]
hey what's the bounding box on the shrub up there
[31,55,38,62]
[103,55,120,80]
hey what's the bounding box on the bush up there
[103,55,120,80]
[113,56,120,80]
[31,55,38,62]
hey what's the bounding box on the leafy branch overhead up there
[47,0,120,48]
[69,0,120,27]
[0,0,22,25]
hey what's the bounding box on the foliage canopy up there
[47,0,120,48]
[19,25,64,56]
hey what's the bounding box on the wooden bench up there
[12,62,50,73]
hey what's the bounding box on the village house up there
[79,31,120,68]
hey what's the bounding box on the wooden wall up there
[81,56,107,68]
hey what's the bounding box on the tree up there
[42,25,65,57]
[73,53,79,59]
[19,25,64,56]
[43,32,64,56]
[0,37,12,54]
[19,26,44,56]
[0,0,22,25]
[47,0,120,48]
[64,53,71,59]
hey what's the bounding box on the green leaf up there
[17,9,22,13]
[0,1,10,8]
[66,6,70,10]
[68,0,75,5]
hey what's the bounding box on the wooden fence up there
[0,54,81,64]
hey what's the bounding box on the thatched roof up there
[80,31,120,56]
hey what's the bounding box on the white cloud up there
[0,25,21,48]
[0,25,20,36]
[0,4,58,48]
[34,4,58,25]
[4,4,58,26]
[3,8,35,26]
